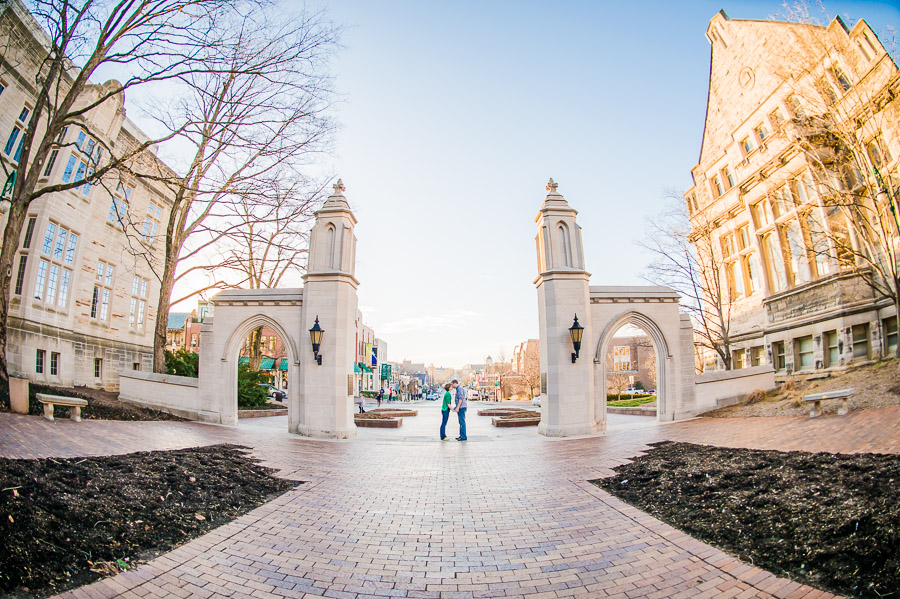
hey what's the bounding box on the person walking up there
[451,379,467,441]
[355,394,366,414]
[376,388,384,407]
[439,383,452,440]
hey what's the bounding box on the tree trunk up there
[248,325,263,370]
[153,250,179,373]
[895,295,900,359]
[0,200,29,389]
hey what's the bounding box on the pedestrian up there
[377,388,384,407]
[451,379,467,441]
[440,383,452,441]
[388,388,394,402]
[355,395,366,414]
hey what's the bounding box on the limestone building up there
[685,11,899,378]
[0,1,174,389]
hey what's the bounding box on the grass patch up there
[607,396,657,408]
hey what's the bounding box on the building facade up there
[1,2,174,390]
[686,11,899,379]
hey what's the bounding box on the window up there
[34,222,77,308]
[109,183,132,228]
[857,39,873,61]
[806,211,831,278]
[129,275,149,330]
[830,65,851,93]
[782,220,811,286]
[771,187,790,218]
[142,201,162,243]
[43,150,59,176]
[883,316,898,354]
[762,232,787,292]
[723,167,736,188]
[859,34,878,61]
[744,254,761,293]
[769,108,785,126]
[91,261,114,322]
[824,330,839,367]
[741,137,755,155]
[4,106,30,162]
[36,349,45,374]
[790,178,809,205]
[852,324,869,359]
[840,164,862,191]
[728,259,745,298]
[750,346,765,367]
[191,334,199,348]
[786,96,806,118]
[23,217,36,248]
[750,202,770,228]
[712,175,724,196]
[720,233,735,258]
[732,349,746,369]
[755,124,770,142]
[795,336,814,370]
[819,77,838,105]
[773,341,786,370]
[867,137,892,169]
[94,358,102,378]
[737,225,749,250]
[51,352,59,376]
[13,255,27,295]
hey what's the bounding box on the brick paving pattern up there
[5,402,898,598]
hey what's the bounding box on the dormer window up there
[830,65,851,93]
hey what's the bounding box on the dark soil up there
[591,442,900,598]
[354,411,396,419]
[1,383,185,421]
[498,410,541,420]
[0,444,299,598]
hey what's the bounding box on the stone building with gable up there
[0,1,175,389]
[685,10,899,378]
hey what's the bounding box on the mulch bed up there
[591,441,900,598]
[1,383,185,422]
[0,444,299,598]
[497,410,540,420]
[354,412,396,419]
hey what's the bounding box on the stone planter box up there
[355,417,402,428]
[478,408,526,417]
[239,408,288,419]
[607,406,656,416]
[369,409,417,417]
[492,417,540,427]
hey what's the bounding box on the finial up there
[333,179,345,194]
[546,178,558,193]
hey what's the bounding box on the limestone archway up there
[594,310,670,422]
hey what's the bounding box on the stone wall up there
[119,371,203,421]
[694,365,777,411]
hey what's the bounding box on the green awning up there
[279,358,288,371]
[259,357,275,370]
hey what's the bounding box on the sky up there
[283,0,897,368]
[157,0,899,368]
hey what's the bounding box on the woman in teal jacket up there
[440,383,452,440]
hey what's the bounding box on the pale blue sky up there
[299,1,899,368]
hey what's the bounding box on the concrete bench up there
[802,388,854,418]
[36,393,88,422]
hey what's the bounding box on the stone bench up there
[36,393,89,422]
[802,388,854,418]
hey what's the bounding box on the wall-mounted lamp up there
[309,316,324,365]
[569,314,584,363]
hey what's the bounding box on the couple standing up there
[440,379,467,441]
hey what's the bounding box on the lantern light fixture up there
[309,316,324,365]
[569,314,584,363]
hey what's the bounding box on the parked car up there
[622,387,644,395]
[468,389,481,400]
[260,384,285,402]
[532,395,542,407]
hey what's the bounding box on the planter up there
[355,417,402,428]
[9,376,28,414]
[492,417,540,427]
[238,408,288,419]
[477,408,526,417]
[369,408,417,417]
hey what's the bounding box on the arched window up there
[557,222,573,267]
[324,224,336,269]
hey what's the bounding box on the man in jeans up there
[451,379,467,441]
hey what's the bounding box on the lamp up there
[569,314,584,363]
[309,316,324,365]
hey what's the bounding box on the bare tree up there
[604,353,631,399]
[0,0,232,387]
[639,194,736,370]
[131,7,339,372]
[770,4,900,357]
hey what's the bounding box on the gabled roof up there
[167,312,191,330]
[697,12,825,168]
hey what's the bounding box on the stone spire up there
[541,177,571,210]
[321,178,351,211]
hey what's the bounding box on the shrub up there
[237,364,268,408]
[165,349,199,378]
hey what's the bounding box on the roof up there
[167,312,191,330]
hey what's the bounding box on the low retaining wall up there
[694,365,777,412]
[492,417,540,427]
[119,372,206,421]
[607,406,657,416]
[355,418,402,428]
[239,408,288,419]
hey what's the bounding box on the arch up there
[594,310,671,418]
[324,224,336,269]
[557,221,573,267]
[220,313,300,425]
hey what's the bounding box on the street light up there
[569,314,584,363]
[309,316,324,365]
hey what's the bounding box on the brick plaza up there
[4,403,899,599]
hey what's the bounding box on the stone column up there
[534,179,596,436]
[296,180,359,439]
